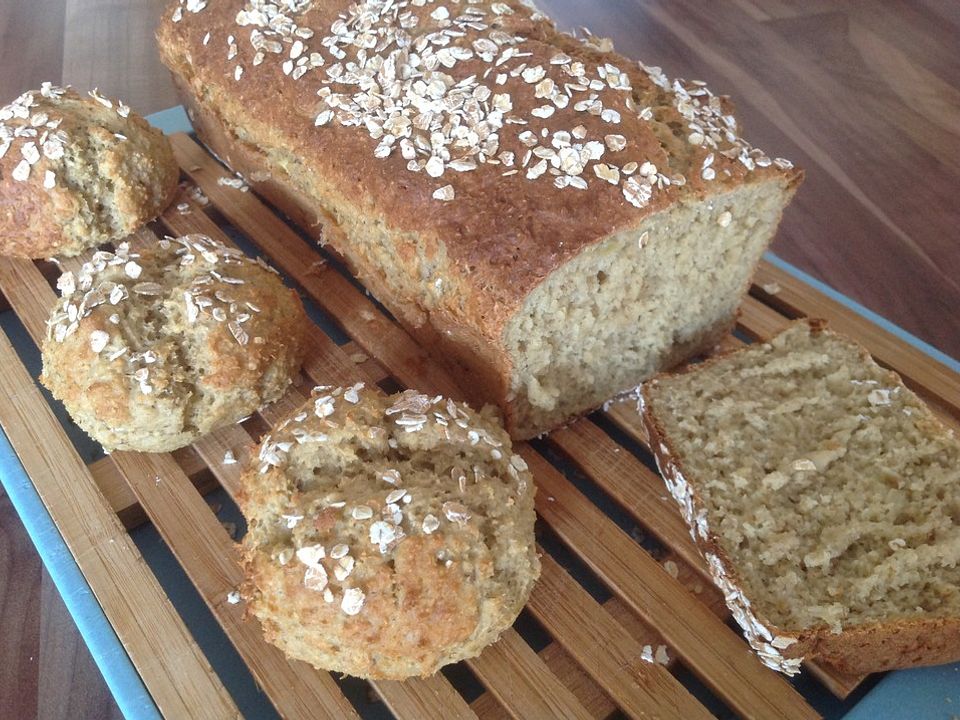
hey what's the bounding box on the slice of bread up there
[639,319,960,675]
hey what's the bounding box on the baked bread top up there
[157,0,800,325]
[239,385,539,679]
[0,84,178,258]
[41,234,307,452]
[640,320,960,675]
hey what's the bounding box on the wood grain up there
[0,325,240,719]
[0,489,43,720]
[37,570,125,720]
[527,552,713,720]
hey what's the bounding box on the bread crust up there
[639,319,960,675]
[40,235,307,452]
[239,386,539,679]
[0,85,179,258]
[157,0,801,438]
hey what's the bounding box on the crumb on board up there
[640,644,670,665]
[663,559,679,579]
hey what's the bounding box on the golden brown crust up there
[239,385,539,679]
[157,0,799,330]
[640,318,960,675]
[40,235,307,452]
[0,85,179,258]
[807,615,960,674]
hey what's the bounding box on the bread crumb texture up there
[643,320,960,674]
[41,235,307,452]
[157,0,801,438]
[239,385,539,679]
[0,83,179,257]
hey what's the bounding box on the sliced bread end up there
[640,319,960,675]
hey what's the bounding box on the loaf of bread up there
[157,0,801,438]
[41,235,307,452]
[639,320,960,675]
[0,84,178,258]
[239,385,539,679]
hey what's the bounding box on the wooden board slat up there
[524,448,819,720]
[753,261,960,416]
[0,326,240,720]
[738,293,794,339]
[528,552,714,720]
[472,636,612,720]
[548,419,711,583]
[466,631,594,720]
[87,449,218,530]
[0,257,56,340]
[373,675,479,720]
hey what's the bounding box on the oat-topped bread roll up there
[41,234,307,452]
[239,385,539,679]
[157,0,802,439]
[0,83,178,258]
[639,320,960,675]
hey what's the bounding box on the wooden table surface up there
[1,0,957,717]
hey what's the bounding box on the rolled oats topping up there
[182,0,789,210]
[46,234,283,394]
[0,83,71,186]
[1,83,144,193]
